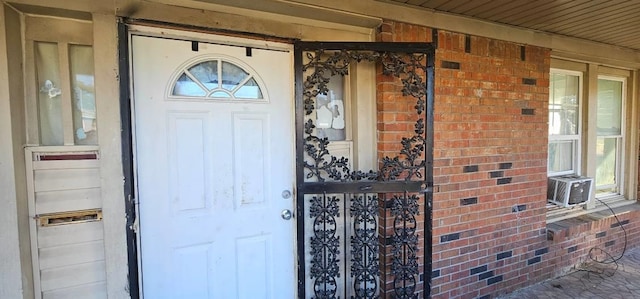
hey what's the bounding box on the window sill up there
[546,201,640,242]
[546,196,636,224]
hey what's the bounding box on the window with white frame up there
[596,76,625,197]
[301,54,378,176]
[547,63,634,209]
[25,16,97,146]
[548,70,582,176]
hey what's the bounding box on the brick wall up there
[376,20,640,299]
[430,26,550,299]
[376,22,434,298]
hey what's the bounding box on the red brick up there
[373,20,638,299]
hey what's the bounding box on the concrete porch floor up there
[497,245,640,299]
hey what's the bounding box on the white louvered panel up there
[42,282,107,299]
[39,261,106,292]
[26,142,105,299]
[34,168,101,192]
[38,240,105,270]
[37,221,104,248]
[35,188,102,214]
[32,159,100,170]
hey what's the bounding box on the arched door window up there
[171,59,264,100]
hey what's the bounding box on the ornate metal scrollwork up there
[302,49,428,183]
[309,194,341,298]
[301,45,431,299]
[350,194,379,299]
[391,193,420,298]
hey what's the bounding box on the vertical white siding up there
[0,4,28,299]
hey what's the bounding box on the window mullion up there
[24,40,39,145]
[57,42,74,145]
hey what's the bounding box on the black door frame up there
[294,40,436,298]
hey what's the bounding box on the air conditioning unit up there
[547,175,593,207]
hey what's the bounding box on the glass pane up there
[221,61,248,91]
[69,45,97,145]
[548,141,574,173]
[548,73,579,136]
[234,78,263,99]
[316,74,346,141]
[173,73,206,97]
[596,138,617,188]
[210,91,231,98]
[188,61,218,90]
[597,79,623,136]
[35,42,63,145]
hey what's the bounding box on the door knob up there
[281,209,293,220]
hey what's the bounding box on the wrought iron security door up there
[295,42,435,299]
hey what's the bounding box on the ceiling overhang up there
[5,0,640,67]
[384,0,640,53]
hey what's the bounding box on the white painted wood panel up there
[25,15,93,45]
[42,282,107,299]
[39,261,106,291]
[233,113,269,210]
[236,235,272,299]
[168,242,214,298]
[38,240,105,270]
[37,221,103,248]
[35,188,102,214]
[168,113,209,212]
[34,168,100,192]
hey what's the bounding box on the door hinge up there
[128,194,139,234]
[131,217,139,234]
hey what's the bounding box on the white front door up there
[132,34,295,299]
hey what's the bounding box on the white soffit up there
[386,0,640,52]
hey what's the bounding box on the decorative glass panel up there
[188,61,218,90]
[549,73,579,136]
[596,137,617,188]
[173,74,206,97]
[316,73,346,141]
[221,61,248,91]
[548,141,574,173]
[173,73,207,97]
[235,78,263,99]
[597,79,623,136]
[171,59,263,100]
[69,45,98,145]
[35,42,63,145]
